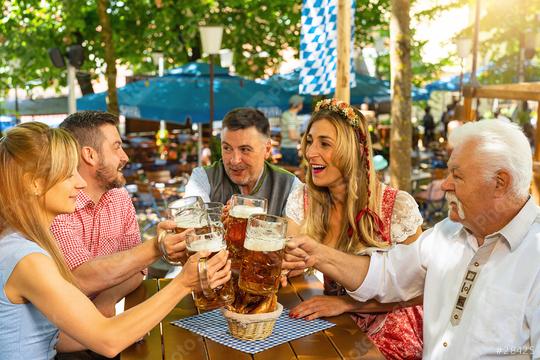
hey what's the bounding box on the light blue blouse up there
[0,231,59,360]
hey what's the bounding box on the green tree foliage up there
[459,0,540,85]
[0,1,66,93]
[1,0,469,96]
[1,0,301,96]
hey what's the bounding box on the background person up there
[422,106,435,146]
[0,122,231,359]
[279,95,304,167]
[284,99,424,360]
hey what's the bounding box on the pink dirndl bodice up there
[323,186,423,360]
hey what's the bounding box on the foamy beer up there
[238,214,288,295]
[186,228,235,310]
[224,195,267,271]
[168,196,210,234]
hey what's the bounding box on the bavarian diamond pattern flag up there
[300,0,356,95]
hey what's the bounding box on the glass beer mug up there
[238,214,288,295]
[225,195,267,271]
[186,228,235,310]
[204,202,224,229]
[168,196,210,235]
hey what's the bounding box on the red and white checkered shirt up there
[51,188,141,270]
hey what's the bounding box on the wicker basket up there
[221,303,283,340]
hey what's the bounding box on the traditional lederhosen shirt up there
[349,197,540,359]
[185,160,300,217]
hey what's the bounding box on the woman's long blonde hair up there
[0,122,79,282]
[300,107,388,254]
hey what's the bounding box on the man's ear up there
[264,138,272,158]
[80,146,98,167]
[494,170,511,198]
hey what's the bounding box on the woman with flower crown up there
[284,99,424,360]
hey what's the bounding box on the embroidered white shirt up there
[348,197,540,359]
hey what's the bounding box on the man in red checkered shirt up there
[51,111,186,322]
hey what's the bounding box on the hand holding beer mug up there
[186,228,235,310]
[225,195,267,270]
[178,243,231,296]
[238,214,288,295]
[160,196,210,265]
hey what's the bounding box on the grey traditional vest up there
[204,160,295,216]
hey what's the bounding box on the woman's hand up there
[283,234,320,271]
[177,250,231,292]
[289,295,354,320]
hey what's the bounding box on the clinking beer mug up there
[186,227,235,310]
[204,202,224,229]
[238,214,288,295]
[168,196,210,235]
[225,195,268,272]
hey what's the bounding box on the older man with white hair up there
[285,119,540,359]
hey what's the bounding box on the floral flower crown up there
[314,98,361,128]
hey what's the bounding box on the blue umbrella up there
[77,63,292,123]
[261,69,428,105]
[425,73,470,93]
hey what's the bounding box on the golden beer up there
[186,236,234,310]
[225,205,266,271]
[238,236,285,295]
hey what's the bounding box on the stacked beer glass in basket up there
[181,194,287,340]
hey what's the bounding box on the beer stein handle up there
[197,257,217,299]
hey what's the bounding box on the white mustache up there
[445,191,458,204]
[445,192,466,220]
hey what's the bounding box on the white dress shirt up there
[349,197,540,359]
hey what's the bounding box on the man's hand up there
[221,201,231,231]
[289,296,354,320]
[157,220,188,264]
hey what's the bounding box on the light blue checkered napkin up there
[170,308,336,354]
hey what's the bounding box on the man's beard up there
[445,191,466,220]
[96,161,126,191]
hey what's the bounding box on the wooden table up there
[121,275,384,360]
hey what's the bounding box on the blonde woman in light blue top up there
[0,122,231,359]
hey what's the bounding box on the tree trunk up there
[389,0,412,192]
[97,0,119,115]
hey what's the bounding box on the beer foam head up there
[230,205,266,219]
[187,236,224,252]
[244,236,285,252]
